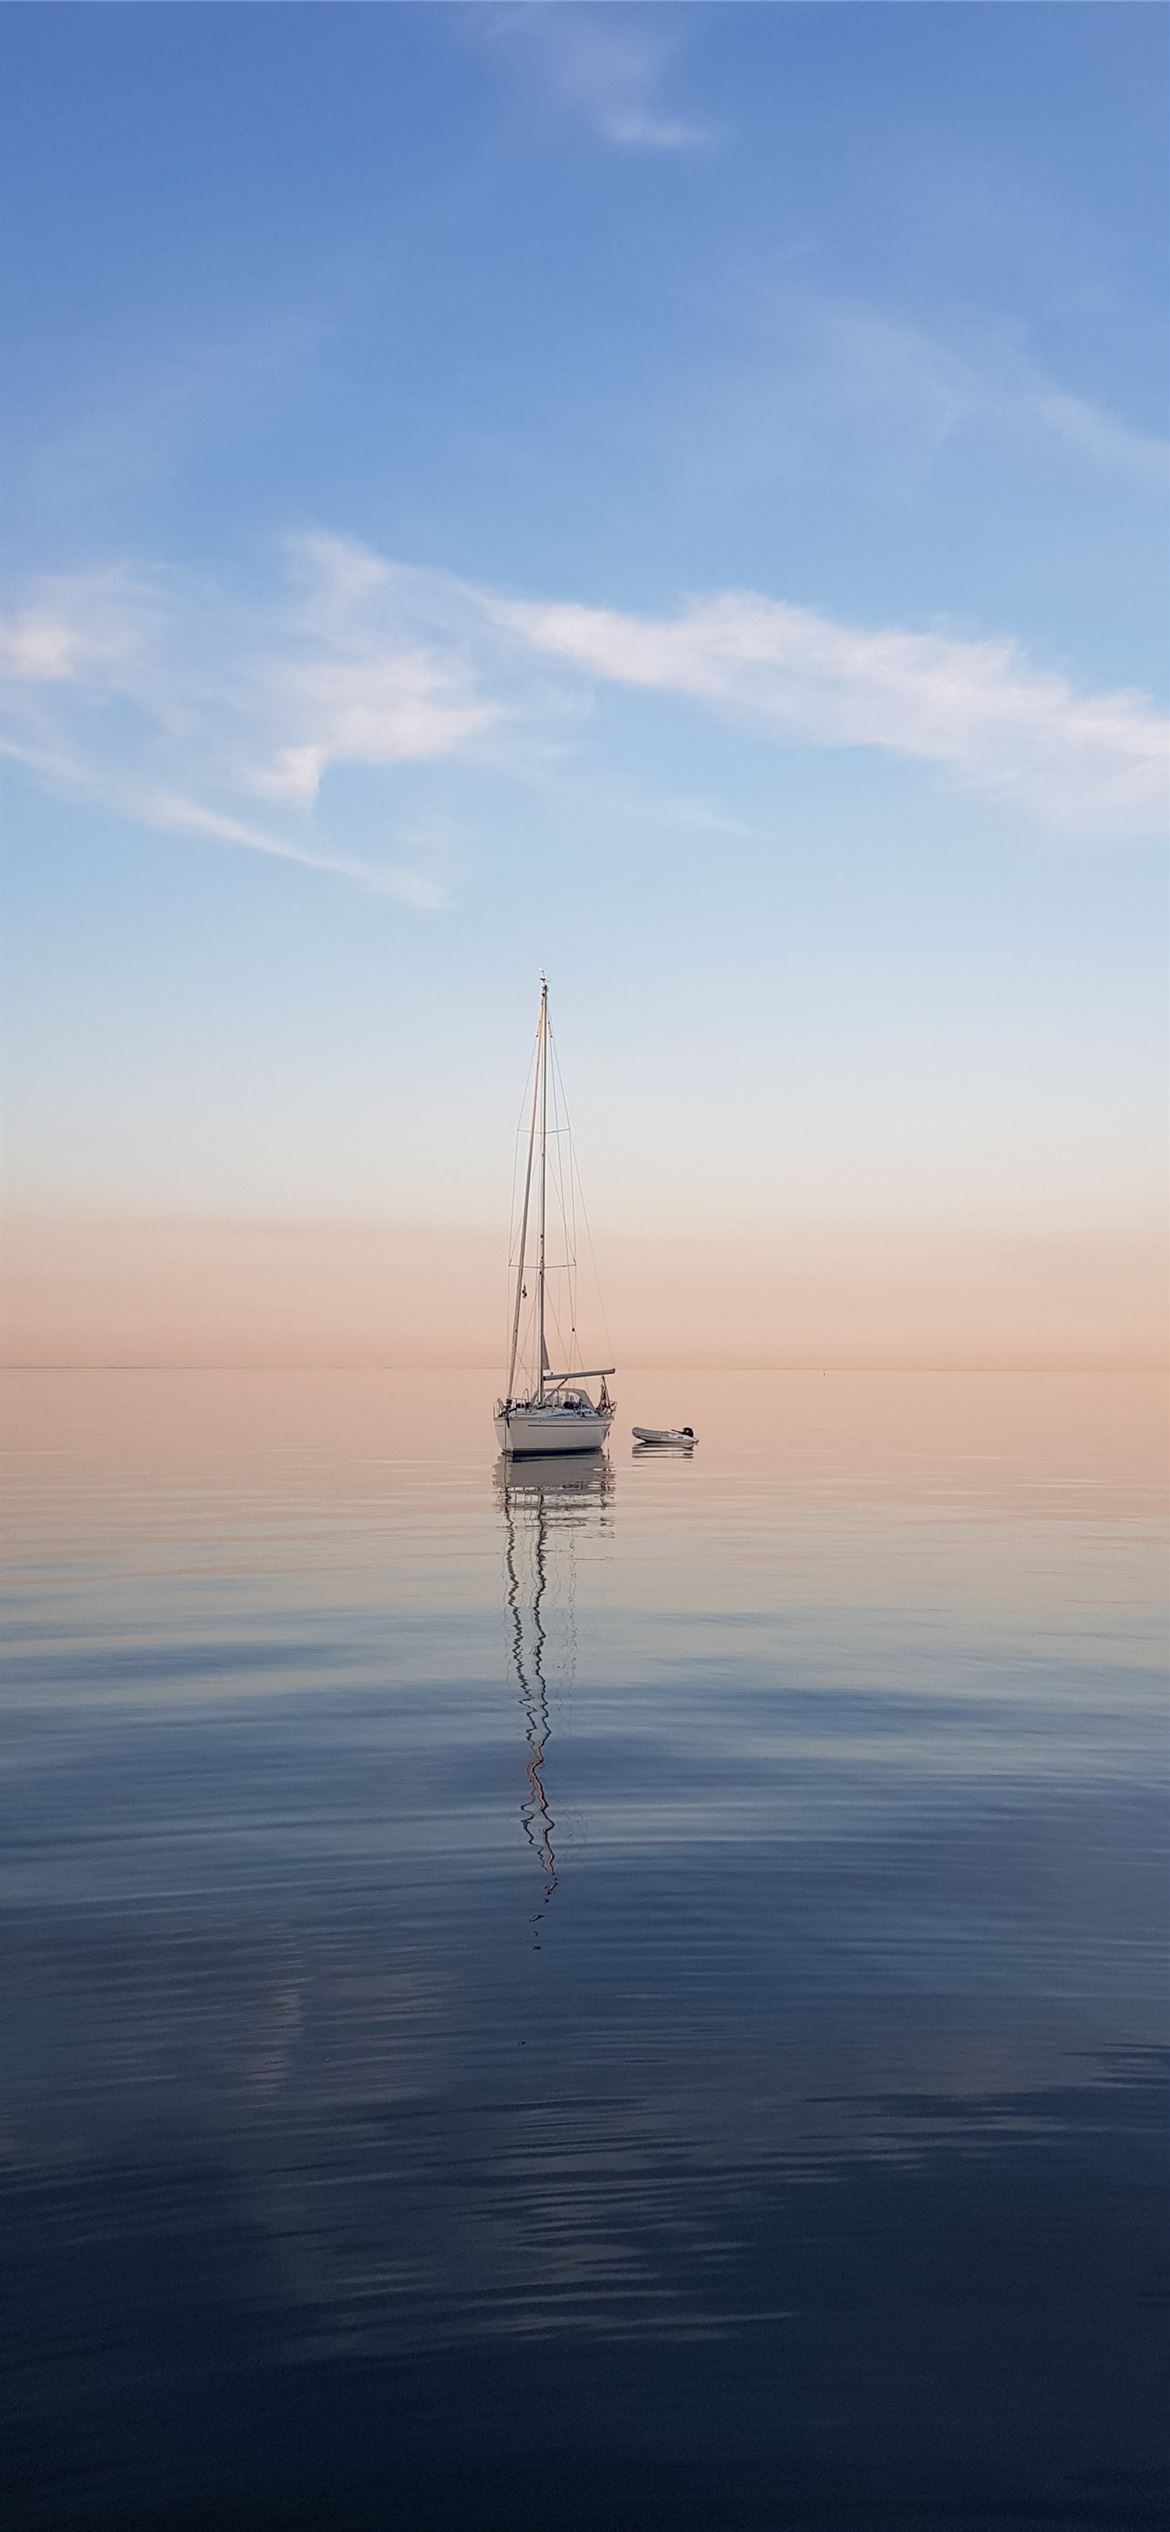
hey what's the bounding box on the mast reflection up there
[496,1453,614,1939]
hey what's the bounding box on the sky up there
[2,2,1167,1367]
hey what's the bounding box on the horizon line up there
[3,1360,1166,1377]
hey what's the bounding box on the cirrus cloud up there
[482,6,719,151]
[494,585,1168,836]
[2,529,1165,910]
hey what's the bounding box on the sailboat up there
[495,979,615,1459]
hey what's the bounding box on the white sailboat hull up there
[496,1406,614,1458]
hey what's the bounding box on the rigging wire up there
[502,990,610,1396]
[548,1026,613,1377]
[546,1019,579,1370]
[549,1025,579,1364]
[505,1023,540,1387]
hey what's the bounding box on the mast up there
[506,985,543,1404]
[537,976,548,1399]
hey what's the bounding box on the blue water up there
[2,1370,1166,2530]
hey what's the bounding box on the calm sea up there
[2,1369,1166,2532]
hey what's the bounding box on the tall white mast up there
[505,985,543,1405]
[537,976,548,1398]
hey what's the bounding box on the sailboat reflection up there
[496,1453,614,1938]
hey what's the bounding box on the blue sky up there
[2,4,1166,1291]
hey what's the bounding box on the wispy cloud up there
[0,537,507,903]
[1025,383,1167,493]
[1,566,165,690]
[7,296,344,542]
[497,585,1168,836]
[835,305,1168,496]
[3,534,1165,883]
[487,7,717,151]
[719,297,1169,498]
[141,795,448,909]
